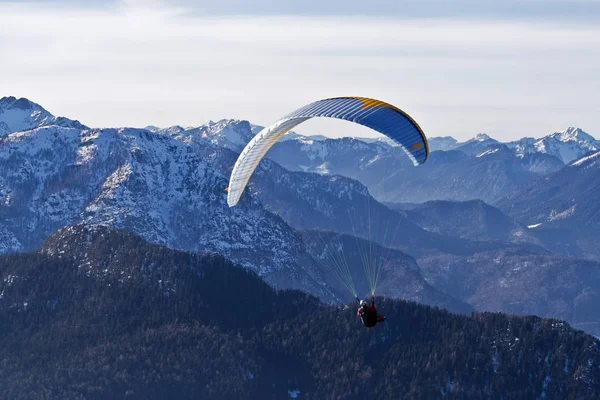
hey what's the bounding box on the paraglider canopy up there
[227,96,428,207]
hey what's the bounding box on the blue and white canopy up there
[227,96,428,207]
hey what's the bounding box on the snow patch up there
[476,148,500,158]
[548,205,576,221]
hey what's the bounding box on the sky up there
[1,0,599,141]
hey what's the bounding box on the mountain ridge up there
[1,225,598,399]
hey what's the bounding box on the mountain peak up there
[0,95,88,134]
[551,127,596,143]
[0,96,17,107]
[473,133,494,142]
[0,96,42,111]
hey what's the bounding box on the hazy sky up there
[1,0,599,140]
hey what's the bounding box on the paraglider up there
[357,297,386,328]
[227,96,428,327]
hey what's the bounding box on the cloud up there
[0,1,598,140]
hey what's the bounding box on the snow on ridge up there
[521,127,600,164]
[473,133,493,142]
[570,151,600,167]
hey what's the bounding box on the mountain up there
[427,135,459,151]
[211,147,539,259]
[497,150,600,261]
[3,99,599,333]
[265,134,564,204]
[0,96,87,135]
[454,133,499,156]
[0,125,334,300]
[417,247,600,336]
[156,118,569,205]
[508,127,600,164]
[364,146,563,204]
[1,226,598,399]
[404,199,584,258]
[0,121,482,307]
[158,119,255,152]
[405,199,542,245]
[265,135,390,176]
[197,140,600,336]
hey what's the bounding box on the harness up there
[359,309,378,327]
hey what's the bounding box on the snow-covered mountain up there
[507,127,600,164]
[267,136,390,176]
[427,136,459,152]
[157,119,255,152]
[0,124,336,299]
[454,133,500,156]
[0,112,482,306]
[214,125,556,204]
[0,96,87,136]
[3,97,600,336]
[267,138,564,204]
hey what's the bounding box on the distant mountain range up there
[262,128,597,204]
[2,96,600,337]
[410,128,599,164]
